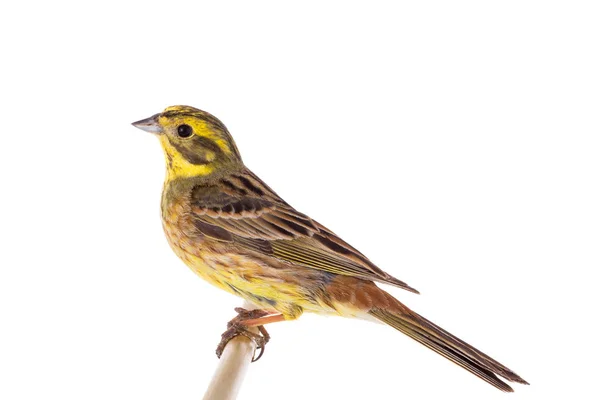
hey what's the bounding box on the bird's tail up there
[369,299,528,392]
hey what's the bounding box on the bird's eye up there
[177,124,193,138]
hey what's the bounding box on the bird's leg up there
[240,312,287,327]
[215,308,285,362]
[237,313,287,361]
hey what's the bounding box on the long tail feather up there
[369,307,528,392]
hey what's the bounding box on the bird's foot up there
[215,308,271,362]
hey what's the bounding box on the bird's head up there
[132,105,242,179]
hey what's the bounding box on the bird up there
[132,105,528,392]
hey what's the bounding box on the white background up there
[1,1,598,399]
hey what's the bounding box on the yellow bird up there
[132,105,528,392]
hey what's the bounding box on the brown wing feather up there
[190,169,419,293]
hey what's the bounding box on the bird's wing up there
[189,169,418,293]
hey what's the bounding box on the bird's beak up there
[131,113,163,135]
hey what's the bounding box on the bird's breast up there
[159,182,370,320]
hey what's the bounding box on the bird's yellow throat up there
[159,135,215,180]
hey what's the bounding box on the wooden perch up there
[203,302,259,400]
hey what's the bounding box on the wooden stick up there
[203,302,258,400]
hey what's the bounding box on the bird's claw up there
[215,308,271,362]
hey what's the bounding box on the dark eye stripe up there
[170,135,224,165]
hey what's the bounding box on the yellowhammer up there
[132,105,528,392]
